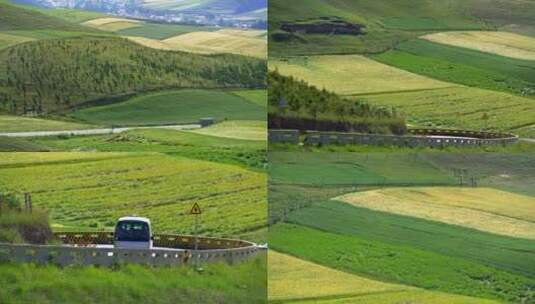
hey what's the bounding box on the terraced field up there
[71,89,266,126]
[0,152,266,237]
[269,55,453,96]
[421,31,535,60]
[268,251,500,304]
[336,187,535,239]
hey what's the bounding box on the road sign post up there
[190,202,202,268]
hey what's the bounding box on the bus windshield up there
[115,221,150,242]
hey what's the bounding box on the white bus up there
[114,216,153,249]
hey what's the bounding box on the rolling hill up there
[269,0,535,56]
[0,36,266,115]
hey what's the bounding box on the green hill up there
[0,1,96,32]
[0,37,266,115]
[71,89,266,126]
[269,0,535,56]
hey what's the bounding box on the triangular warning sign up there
[190,202,202,215]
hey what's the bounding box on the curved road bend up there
[0,124,202,138]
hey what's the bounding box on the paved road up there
[520,138,535,143]
[0,124,202,138]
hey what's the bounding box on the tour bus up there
[114,216,153,249]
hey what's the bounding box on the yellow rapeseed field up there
[268,251,406,301]
[336,187,535,239]
[422,31,535,61]
[268,251,501,303]
[269,55,455,95]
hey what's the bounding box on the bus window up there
[115,221,150,242]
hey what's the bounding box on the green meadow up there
[0,256,266,304]
[71,89,266,126]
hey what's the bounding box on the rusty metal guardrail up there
[269,128,519,147]
[0,232,259,267]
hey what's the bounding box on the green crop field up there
[337,187,535,239]
[270,151,535,196]
[231,89,267,108]
[270,55,453,96]
[70,89,266,126]
[0,136,50,152]
[269,152,456,186]
[359,86,535,137]
[190,120,266,141]
[35,128,267,170]
[286,200,535,277]
[0,114,92,132]
[270,223,534,303]
[371,39,535,98]
[0,152,266,237]
[0,255,266,304]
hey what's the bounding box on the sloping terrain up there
[422,31,535,61]
[70,89,266,126]
[0,37,266,114]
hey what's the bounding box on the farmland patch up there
[270,223,533,303]
[360,86,535,137]
[190,120,266,141]
[269,55,454,96]
[421,31,535,61]
[0,153,267,236]
[336,187,535,239]
[268,250,407,302]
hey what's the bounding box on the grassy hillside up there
[70,89,266,126]
[118,23,219,40]
[0,152,266,237]
[0,256,266,304]
[0,1,96,32]
[0,37,266,115]
[269,251,500,304]
[268,71,406,134]
[269,0,535,56]
[270,223,533,303]
[0,114,91,132]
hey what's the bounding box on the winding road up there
[0,124,202,138]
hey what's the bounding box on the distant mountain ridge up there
[13,0,267,27]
